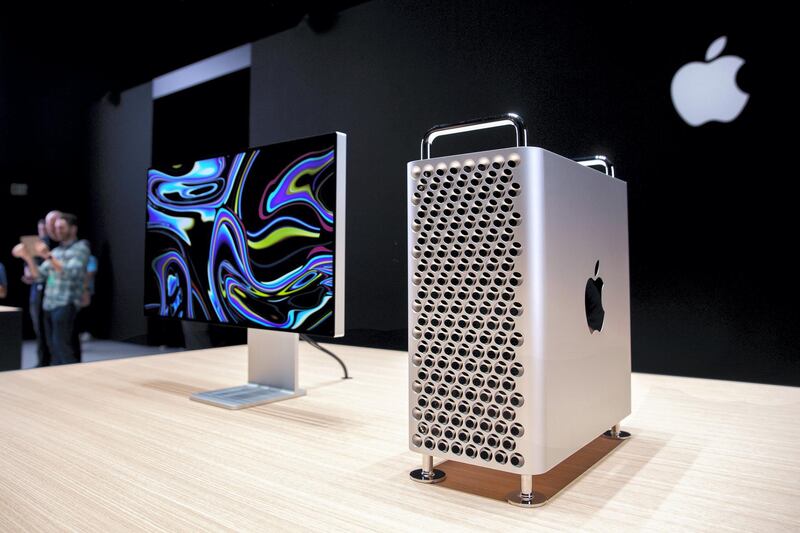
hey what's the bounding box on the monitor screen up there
[144,132,345,337]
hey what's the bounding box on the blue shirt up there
[86,255,98,294]
[0,262,7,288]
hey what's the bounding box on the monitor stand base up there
[191,384,306,410]
[191,329,303,409]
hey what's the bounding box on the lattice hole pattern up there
[410,153,526,468]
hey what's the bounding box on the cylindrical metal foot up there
[506,475,546,508]
[602,423,632,440]
[410,454,446,484]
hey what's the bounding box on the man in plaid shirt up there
[13,213,90,365]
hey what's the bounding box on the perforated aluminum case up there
[407,146,631,475]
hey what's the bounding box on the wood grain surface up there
[1,343,798,531]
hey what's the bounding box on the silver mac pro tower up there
[407,114,631,507]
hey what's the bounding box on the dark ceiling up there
[0,1,366,104]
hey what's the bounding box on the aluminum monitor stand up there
[191,328,305,409]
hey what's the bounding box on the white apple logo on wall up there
[671,36,750,127]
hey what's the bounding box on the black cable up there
[300,334,351,379]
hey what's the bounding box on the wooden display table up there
[0,343,798,530]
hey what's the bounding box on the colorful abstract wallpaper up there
[144,133,338,335]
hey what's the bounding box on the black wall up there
[87,84,153,341]
[152,70,251,168]
[1,45,92,334]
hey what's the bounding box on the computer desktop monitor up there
[145,132,346,408]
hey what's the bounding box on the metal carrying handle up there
[420,113,528,159]
[574,155,615,177]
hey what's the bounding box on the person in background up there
[44,210,61,243]
[21,218,53,366]
[12,213,89,365]
[0,261,7,299]
[41,210,83,361]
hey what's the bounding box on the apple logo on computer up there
[670,36,750,127]
[585,260,604,334]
